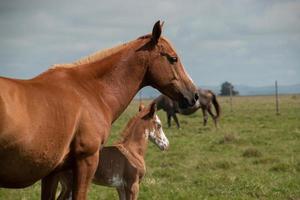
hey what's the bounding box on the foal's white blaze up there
[148,115,169,150]
[156,115,169,149]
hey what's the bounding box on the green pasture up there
[1,95,299,200]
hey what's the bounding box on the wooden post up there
[229,85,233,112]
[275,80,279,115]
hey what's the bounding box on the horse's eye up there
[168,56,178,64]
[160,52,178,64]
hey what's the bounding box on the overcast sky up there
[0,0,299,87]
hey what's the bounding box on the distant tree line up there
[220,81,239,96]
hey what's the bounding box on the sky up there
[0,0,299,87]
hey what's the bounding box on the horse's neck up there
[76,41,147,122]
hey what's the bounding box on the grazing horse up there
[50,102,168,200]
[0,21,198,200]
[154,88,220,128]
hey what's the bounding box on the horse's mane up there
[115,115,140,144]
[50,35,152,69]
[50,41,132,69]
[49,34,176,70]
[74,42,132,65]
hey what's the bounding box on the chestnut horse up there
[0,21,198,200]
[154,88,220,128]
[50,102,168,200]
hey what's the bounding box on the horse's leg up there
[202,108,208,126]
[41,173,59,200]
[72,152,99,200]
[167,113,171,128]
[207,106,217,127]
[57,171,73,200]
[172,114,180,129]
[71,116,107,200]
[117,186,126,200]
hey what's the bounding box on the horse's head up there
[139,102,169,151]
[142,21,199,109]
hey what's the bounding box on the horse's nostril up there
[194,93,199,101]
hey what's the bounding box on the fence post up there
[275,81,279,115]
[229,85,233,112]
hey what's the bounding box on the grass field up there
[1,95,299,200]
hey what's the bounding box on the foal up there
[55,102,168,200]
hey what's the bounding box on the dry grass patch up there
[219,133,238,144]
[242,147,262,158]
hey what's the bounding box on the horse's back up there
[198,88,213,104]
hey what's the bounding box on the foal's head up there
[139,102,169,150]
[139,21,199,109]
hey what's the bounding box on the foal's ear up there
[139,103,145,112]
[151,20,163,44]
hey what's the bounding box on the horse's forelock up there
[160,36,178,53]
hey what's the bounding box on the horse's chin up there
[178,97,198,109]
[178,100,200,114]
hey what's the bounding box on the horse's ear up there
[151,20,162,44]
[139,103,145,112]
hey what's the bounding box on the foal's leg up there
[117,186,126,200]
[172,114,180,129]
[41,173,59,200]
[202,108,208,126]
[125,181,139,200]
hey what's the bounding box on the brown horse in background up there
[50,102,168,200]
[0,21,198,200]
[154,88,221,128]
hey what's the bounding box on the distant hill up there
[136,84,300,99]
[235,84,300,96]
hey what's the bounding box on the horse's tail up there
[209,90,221,120]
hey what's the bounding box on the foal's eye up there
[157,124,162,129]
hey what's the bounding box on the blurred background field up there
[0,94,299,200]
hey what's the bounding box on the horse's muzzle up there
[179,92,199,109]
